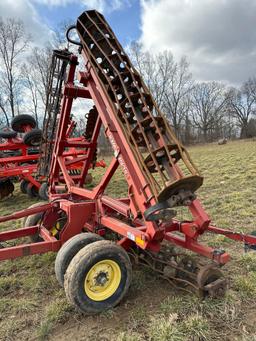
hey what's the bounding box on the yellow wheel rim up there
[84,260,121,301]
[50,221,61,237]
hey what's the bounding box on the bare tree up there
[21,63,39,125]
[220,110,237,140]
[19,46,52,127]
[28,46,52,106]
[0,93,9,126]
[127,43,195,139]
[247,118,256,137]
[127,42,174,109]
[0,18,30,124]
[190,81,227,142]
[54,19,74,48]
[226,81,256,139]
[244,77,256,102]
[163,57,193,137]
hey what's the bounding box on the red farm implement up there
[0,115,42,199]
[0,10,256,314]
[0,126,105,200]
[0,49,105,200]
[0,119,92,200]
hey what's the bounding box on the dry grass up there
[0,139,256,340]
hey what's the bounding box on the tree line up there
[0,17,68,129]
[0,18,256,144]
[128,42,256,143]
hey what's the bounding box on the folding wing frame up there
[44,10,232,263]
[1,10,256,266]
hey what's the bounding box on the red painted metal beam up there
[0,239,60,261]
[63,141,95,148]
[0,166,37,177]
[100,215,149,249]
[63,84,91,98]
[208,225,256,244]
[0,226,39,241]
[0,154,40,164]
[0,226,60,261]
[164,232,230,264]
[0,203,51,223]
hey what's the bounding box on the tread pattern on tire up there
[38,183,49,200]
[26,183,39,198]
[64,240,132,314]
[0,128,17,139]
[55,232,103,287]
[20,179,29,194]
[23,202,46,242]
[23,129,42,146]
[11,114,36,132]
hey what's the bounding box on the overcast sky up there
[1,0,255,85]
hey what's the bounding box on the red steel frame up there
[0,130,105,190]
[0,52,256,265]
[0,135,41,188]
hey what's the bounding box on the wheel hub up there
[95,271,108,286]
[84,260,121,301]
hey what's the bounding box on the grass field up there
[0,139,256,341]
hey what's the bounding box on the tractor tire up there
[26,182,39,198]
[64,240,132,314]
[23,202,46,242]
[0,128,17,139]
[20,179,29,194]
[39,183,49,200]
[55,233,103,287]
[11,114,36,132]
[23,129,42,146]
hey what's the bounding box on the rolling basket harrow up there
[0,10,256,314]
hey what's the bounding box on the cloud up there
[32,0,73,5]
[0,0,132,47]
[31,0,131,13]
[0,0,53,45]
[140,0,256,84]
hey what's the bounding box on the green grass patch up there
[233,272,256,299]
[0,140,256,340]
[37,298,72,340]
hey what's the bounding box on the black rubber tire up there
[20,179,29,194]
[0,128,17,139]
[26,182,39,198]
[38,183,49,200]
[55,233,103,287]
[11,114,36,132]
[64,240,132,314]
[23,202,46,242]
[23,129,42,146]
